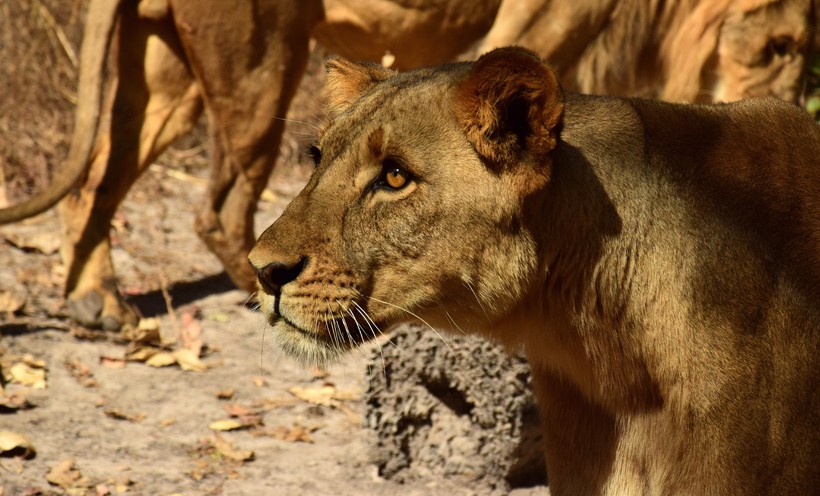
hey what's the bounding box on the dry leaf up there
[104,409,146,423]
[9,362,46,389]
[46,458,84,488]
[0,393,34,412]
[0,290,26,314]
[251,376,267,387]
[223,404,263,428]
[212,433,254,462]
[179,307,203,357]
[95,483,110,496]
[123,318,161,345]
[216,389,235,400]
[159,418,176,428]
[0,430,35,458]
[99,356,126,369]
[22,355,46,368]
[124,346,159,362]
[145,352,176,368]
[172,349,207,372]
[288,384,337,406]
[65,359,98,388]
[264,424,318,443]
[208,419,244,431]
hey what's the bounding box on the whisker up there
[242,290,259,308]
[352,305,389,379]
[351,301,399,351]
[324,299,342,351]
[351,302,380,341]
[343,305,368,344]
[258,319,268,375]
[361,293,453,353]
[336,300,370,360]
[272,115,322,132]
[442,307,468,336]
[345,306,379,383]
[464,281,492,325]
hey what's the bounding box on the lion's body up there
[248,48,820,494]
[0,0,813,330]
[527,93,820,494]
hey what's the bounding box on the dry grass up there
[0,0,326,206]
[0,0,85,202]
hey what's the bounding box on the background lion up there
[0,0,814,331]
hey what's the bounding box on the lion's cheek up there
[343,196,436,263]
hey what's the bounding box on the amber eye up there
[384,167,408,189]
[374,158,412,191]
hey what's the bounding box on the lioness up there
[248,47,820,494]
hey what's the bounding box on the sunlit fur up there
[249,47,820,495]
[479,0,813,103]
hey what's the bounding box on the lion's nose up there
[253,258,306,294]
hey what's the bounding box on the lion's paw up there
[67,288,138,331]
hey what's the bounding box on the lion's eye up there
[385,167,408,189]
[773,37,793,55]
[374,158,412,191]
[308,144,322,166]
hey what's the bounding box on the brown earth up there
[0,1,551,494]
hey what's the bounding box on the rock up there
[365,324,547,492]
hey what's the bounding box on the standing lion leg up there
[60,7,202,330]
[170,0,319,292]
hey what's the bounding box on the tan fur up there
[0,0,812,330]
[249,47,820,495]
[482,0,814,102]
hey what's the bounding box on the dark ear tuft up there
[325,56,395,115]
[454,47,564,169]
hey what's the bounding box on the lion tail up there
[0,0,122,224]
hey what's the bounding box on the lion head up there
[248,49,564,363]
[663,0,813,102]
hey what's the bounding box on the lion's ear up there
[325,56,395,115]
[455,47,564,169]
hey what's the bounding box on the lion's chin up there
[268,317,364,365]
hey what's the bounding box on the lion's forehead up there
[728,0,809,37]
[320,69,465,161]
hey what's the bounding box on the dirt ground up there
[0,1,551,495]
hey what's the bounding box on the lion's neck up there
[510,94,672,414]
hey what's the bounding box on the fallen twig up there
[159,275,180,339]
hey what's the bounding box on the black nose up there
[254,258,306,294]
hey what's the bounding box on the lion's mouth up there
[276,313,383,350]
